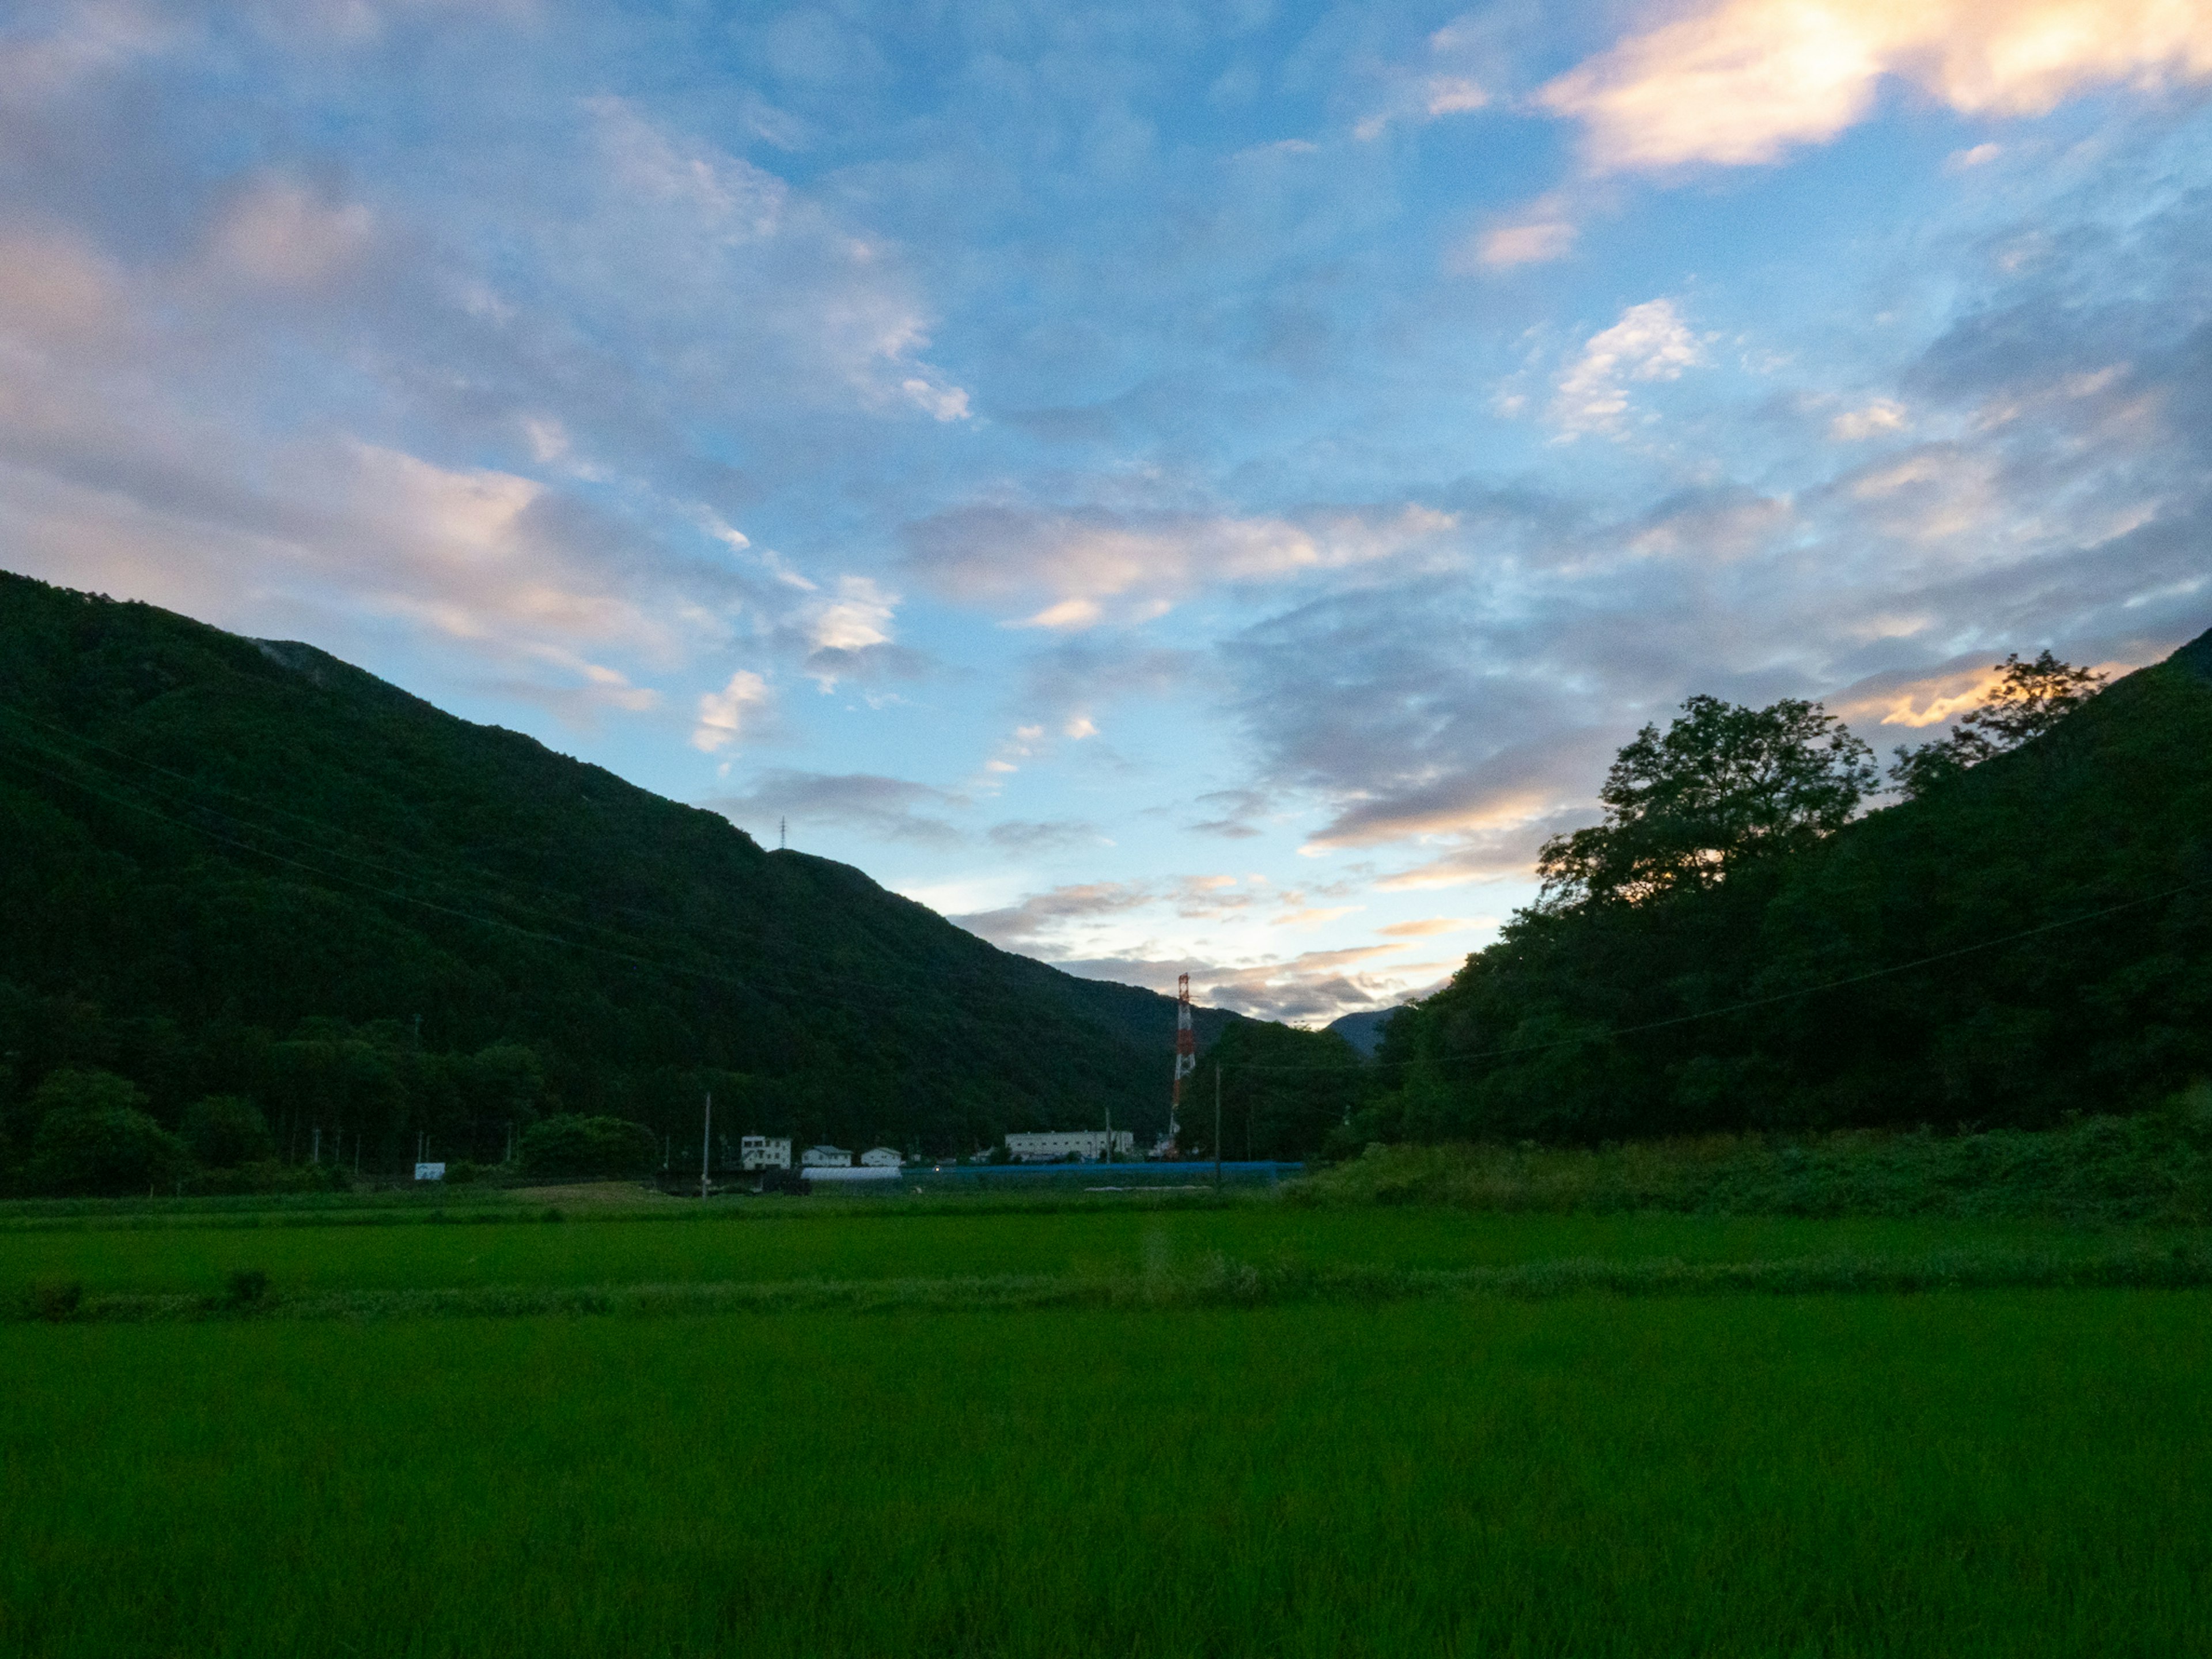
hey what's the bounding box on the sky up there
[3,0,2210,1024]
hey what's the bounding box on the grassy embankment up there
[1295,1095,2212,1223]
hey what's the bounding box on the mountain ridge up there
[0,571,1236,1170]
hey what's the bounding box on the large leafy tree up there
[1889,651,2105,799]
[20,1068,188,1195]
[1536,696,1876,909]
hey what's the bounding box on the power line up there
[0,706,1085,1012]
[1224,873,2210,1074]
[0,738,1043,1021]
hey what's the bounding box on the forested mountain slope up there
[0,573,1232,1169]
[1368,628,2212,1144]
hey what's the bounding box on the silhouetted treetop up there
[1889,650,2107,800]
[1536,695,1876,910]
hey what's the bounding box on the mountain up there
[1323,1007,1401,1058]
[0,573,1236,1170]
[1366,627,2212,1145]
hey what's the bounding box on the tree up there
[1537,696,1876,909]
[20,1068,188,1195]
[518,1114,657,1178]
[181,1094,276,1169]
[1890,651,2107,799]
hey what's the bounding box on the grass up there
[4,1294,2210,1656]
[3,1198,2188,1306]
[1296,1098,2212,1224]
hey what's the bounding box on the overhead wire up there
[0,724,1035,1020]
[13,695,2193,1086]
[0,699,1077,1015]
[1222,873,2211,1074]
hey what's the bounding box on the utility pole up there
[1172,972,1195,1158]
[700,1091,713,1200]
[1214,1062,1222,1192]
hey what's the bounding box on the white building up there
[860,1147,902,1168]
[801,1144,853,1168]
[740,1136,791,1171]
[1004,1130,1135,1163]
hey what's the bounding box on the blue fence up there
[895,1160,1303,1193]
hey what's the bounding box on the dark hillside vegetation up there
[0,573,1233,1187]
[1358,630,2212,1146]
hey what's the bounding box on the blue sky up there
[4,0,2209,1020]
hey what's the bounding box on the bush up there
[20,1069,189,1196]
[225,1269,271,1306]
[184,1160,349,1196]
[181,1095,276,1169]
[26,1280,84,1321]
[517,1115,657,1179]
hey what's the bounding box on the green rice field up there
[5,1195,2210,1655]
[0,1198,2168,1301]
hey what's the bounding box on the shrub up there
[442,1160,483,1185]
[517,1115,657,1179]
[181,1095,276,1169]
[20,1069,189,1196]
[27,1280,84,1321]
[225,1269,271,1307]
[184,1160,349,1196]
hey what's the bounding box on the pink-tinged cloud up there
[1541,0,2212,174]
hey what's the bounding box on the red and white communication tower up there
[1169,972,1196,1149]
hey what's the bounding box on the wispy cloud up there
[904,502,1459,630]
[711,770,967,847]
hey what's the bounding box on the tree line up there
[1351,642,2210,1147]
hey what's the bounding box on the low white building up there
[1004,1130,1135,1163]
[860,1147,902,1168]
[740,1136,791,1171]
[801,1144,853,1168]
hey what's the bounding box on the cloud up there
[1377,916,1484,938]
[1043,944,1440,1025]
[578,97,974,422]
[1539,0,2212,173]
[1185,786,1271,839]
[0,48,998,727]
[1355,74,1491,141]
[985,818,1103,854]
[206,176,374,290]
[711,769,967,847]
[1551,298,1705,438]
[1270,906,1361,929]
[0,2,180,105]
[904,502,1459,630]
[798,575,911,690]
[691,670,771,751]
[951,873,1257,953]
[1829,399,1910,441]
[1210,167,2212,915]
[1468,215,1578,270]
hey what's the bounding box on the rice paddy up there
[5,1192,2208,1655]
